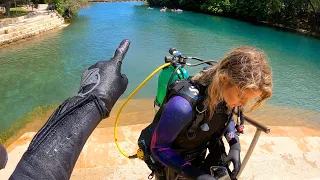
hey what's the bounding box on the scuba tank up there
[154,48,189,112]
[114,47,218,160]
[137,49,191,178]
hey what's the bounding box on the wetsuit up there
[151,95,239,179]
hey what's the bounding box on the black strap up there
[219,107,235,137]
[186,94,206,140]
[148,171,154,180]
[187,111,205,140]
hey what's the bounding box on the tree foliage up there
[0,0,11,16]
[1,0,86,18]
[45,0,87,17]
[147,0,320,34]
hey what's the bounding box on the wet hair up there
[192,46,273,119]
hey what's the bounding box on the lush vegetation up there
[45,0,88,18]
[0,0,87,18]
[0,7,29,17]
[148,0,320,35]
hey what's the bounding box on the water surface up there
[0,2,319,134]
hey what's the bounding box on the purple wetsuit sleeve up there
[150,96,193,173]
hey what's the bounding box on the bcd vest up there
[137,78,234,175]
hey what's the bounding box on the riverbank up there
[220,14,320,40]
[253,20,320,40]
[205,12,320,39]
[0,6,66,46]
[148,0,320,40]
[1,98,320,149]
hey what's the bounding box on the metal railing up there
[233,112,270,179]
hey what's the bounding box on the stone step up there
[3,151,320,180]
[0,15,64,45]
[0,14,61,35]
[0,22,60,43]
[1,14,52,30]
[1,124,319,179]
[4,125,320,163]
[15,14,59,28]
[70,152,320,180]
[23,18,63,33]
[70,164,150,180]
[0,34,10,41]
[12,13,56,25]
[25,14,59,24]
[239,153,320,180]
[0,12,38,28]
[0,169,15,179]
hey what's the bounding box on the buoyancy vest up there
[137,78,234,176]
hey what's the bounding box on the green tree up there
[45,0,87,17]
[178,0,205,11]
[0,0,12,16]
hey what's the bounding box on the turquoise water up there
[0,2,320,133]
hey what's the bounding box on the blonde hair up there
[192,46,273,119]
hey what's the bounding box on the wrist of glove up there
[223,144,241,180]
[78,40,130,116]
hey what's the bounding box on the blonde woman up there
[149,46,273,180]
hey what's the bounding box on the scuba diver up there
[9,39,130,180]
[138,46,273,180]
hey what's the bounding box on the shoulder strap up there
[187,100,206,138]
[166,78,202,106]
[219,107,235,136]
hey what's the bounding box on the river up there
[0,2,319,140]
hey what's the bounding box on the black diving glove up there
[223,142,241,180]
[10,40,131,180]
[78,39,130,117]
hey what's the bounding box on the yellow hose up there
[114,63,171,158]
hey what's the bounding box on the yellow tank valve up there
[137,149,145,160]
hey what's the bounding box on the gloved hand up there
[10,40,131,180]
[78,39,130,116]
[223,147,241,180]
[196,174,217,180]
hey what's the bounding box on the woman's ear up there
[220,75,234,88]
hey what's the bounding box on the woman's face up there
[222,84,262,108]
